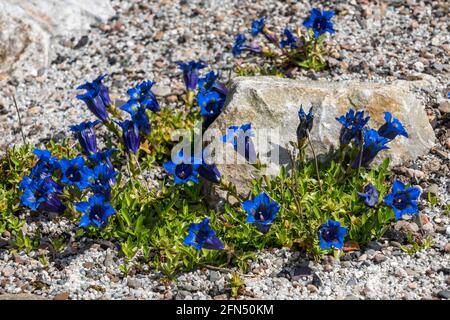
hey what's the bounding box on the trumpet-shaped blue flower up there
[280,28,299,49]
[89,163,117,199]
[384,180,421,220]
[198,148,221,183]
[78,74,112,107]
[197,90,225,128]
[121,101,151,135]
[76,194,116,228]
[318,219,348,250]
[251,17,277,42]
[126,80,160,112]
[177,61,207,91]
[297,106,314,144]
[89,149,116,172]
[20,177,66,214]
[29,149,58,179]
[232,34,262,56]
[198,71,229,97]
[377,112,408,140]
[251,17,266,36]
[197,91,224,117]
[358,183,379,208]
[163,159,200,185]
[19,174,62,195]
[59,156,92,190]
[77,75,110,122]
[70,120,100,155]
[223,123,256,162]
[242,192,279,233]
[336,109,370,145]
[352,129,390,168]
[198,162,221,183]
[118,120,140,154]
[303,8,335,39]
[183,217,224,251]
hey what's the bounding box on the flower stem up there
[104,120,121,140]
[306,132,323,193]
[288,148,303,217]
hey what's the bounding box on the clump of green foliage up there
[231,9,336,76]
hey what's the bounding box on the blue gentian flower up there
[377,112,408,140]
[163,158,200,185]
[303,8,335,39]
[19,174,62,194]
[20,178,66,214]
[183,217,224,251]
[250,17,278,42]
[29,149,58,179]
[76,194,116,228]
[223,123,256,162]
[126,80,160,112]
[70,120,100,155]
[197,90,225,129]
[198,91,224,117]
[251,17,266,36]
[198,149,221,183]
[336,109,370,145]
[280,28,299,49]
[33,149,56,166]
[197,71,228,129]
[198,162,221,183]
[76,75,111,122]
[121,101,151,135]
[78,74,112,107]
[232,34,262,56]
[118,120,140,154]
[88,149,116,172]
[18,175,35,191]
[177,61,207,91]
[358,183,379,208]
[297,106,314,145]
[242,192,279,233]
[318,219,348,250]
[59,156,93,190]
[198,71,229,97]
[352,128,390,168]
[383,180,421,220]
[89,163,117,199]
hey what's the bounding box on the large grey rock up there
[205,76,436,197]
[0,0,114,80]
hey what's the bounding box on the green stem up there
[104,120,121,140]
[306,132,323,193]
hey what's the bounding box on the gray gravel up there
[0,0,449,300]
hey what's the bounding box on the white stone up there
[0,0,114,80]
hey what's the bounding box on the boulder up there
[0,0,114,80]
[205,76,435,197]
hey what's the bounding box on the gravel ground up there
[0,0,449,300]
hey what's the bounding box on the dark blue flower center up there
[205,100,217,114]
[175,164,193,180]
[195,228,209,242]
[255,204,269,221]
[393,192,409,210]
[313,17,327,32]
[67,166,82,182]
[322,225,338,242]
[89,204,104,221]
